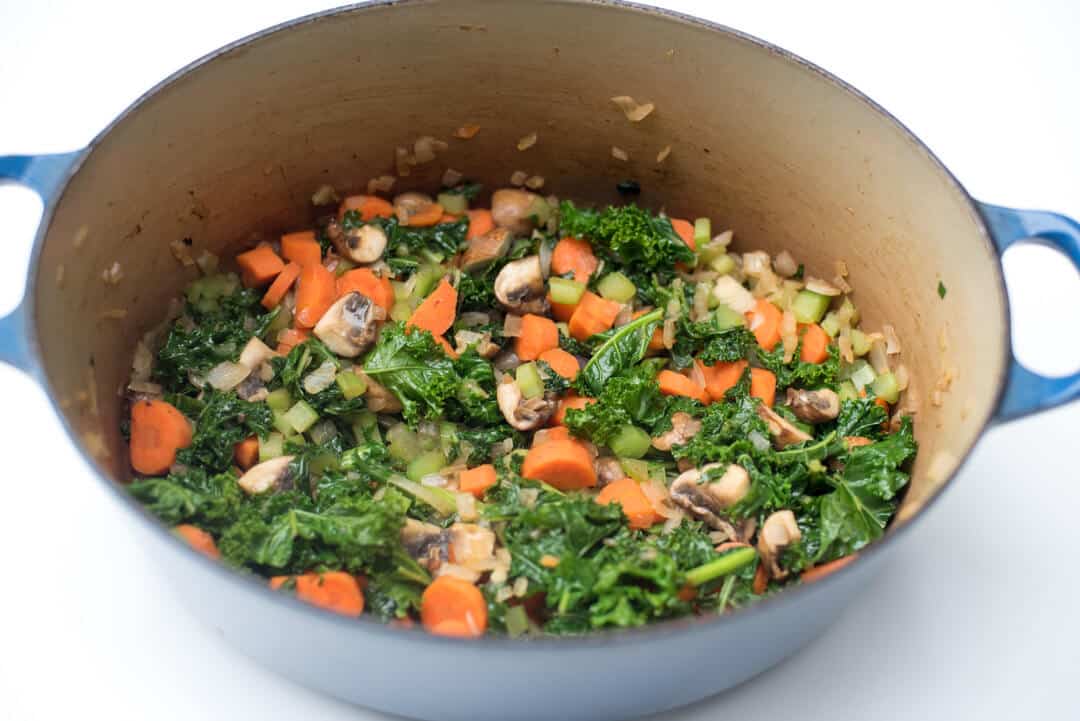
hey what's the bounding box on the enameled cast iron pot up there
[2,2,1078,719]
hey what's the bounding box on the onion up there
[301,361,337,395]
[458,311,491,327]
[207,361,250,391]
[610,95,655,122]
[662,318,677,349]
[895,363,910,391]
[712,276,756,313]
[883,323,901,354]
[127,380,163,397]
[510,170,528,187]
[456,493,478,522]
[525,175,545,190]
[454,124,481,140]
[805,277,842,296]
[656,145,672,163]
[437,564,481,583]
[712,230,733,248]
[774,250,798,278]
[742,251,770,277]
[662,514,685,534]
[748,430,770,452]
[838,332,855,364]
[868,338,890,375]
[195,250,219,275]
[412,136,440,164]
[367,175,396,194]
[491,437,515,458]
[539,238,553,278]
[692,281,711,320]
[394,146,413,176]
[131,341,154,383]
[239,336,275,370]
[512,577,529,597]
[517,132,538,151]
[752,268,780,299]
[781,310,798,363]
[834,259,849,278]
[442,167,463,187]
[611,146,629,161]
[310,184,338,206]
[503,314,524,338]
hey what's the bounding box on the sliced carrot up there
[439,213,461,224]
[458,464,497,498]
[337,267,394,312]
[677,584,697,602]
[294,263,337,328]
[269,576,290,590]
[521,438,597,490]
[801,555,858,583]
[552,393,596,426]
[596,477,663,530]
[421,575,488,638]
[465,209,494,241]
[670,218,696,250]
[338,195,394,223]
[750,368,777,407]
[236,245,285,288]
[874,397,890,414]
[632,309,665,352]
[745,298,782,351]
[294,571,365,616]
[280,230,322,268]
[799,323,830,364]
[752,563,768,595]
[515,314,559,361]
[705,360,748,402]
[657,370,710,405]
[551,237,599,282]
[233,436,260,470]
[276,327,310,355]
[407,277,458,336]
[433,334,459,359]
[538,348,579,380]
[404,202,445,227]
[568,291,621,341]
[130,399,193,475]
[548,294,578,323]
[174,524,220,560]
[262,261,301,310]
[533,426,572,446]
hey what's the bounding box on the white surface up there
[1,1,1078,719]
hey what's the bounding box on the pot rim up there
[23,0,1010,650]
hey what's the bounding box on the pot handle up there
[979,202,1080,422]
[0,152,80,372]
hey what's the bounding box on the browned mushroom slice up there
[491,188,544,236]
[669,463,750,538]
[496,376,556,431]
[401,518,449,570]
[359,370,403,413]
[757,404,813,448]
[454,329,501,359]
[313,292,379,357]
[651,411,702,451]
[494,255,549,314]
[237,456,295,495]
[757,510,802,580]
[786,388,840,423]
[460,227,513,271]
[594,456,624,488]
[393,191,437,225]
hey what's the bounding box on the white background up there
[1,1,1079,719]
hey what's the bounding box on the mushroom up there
[669,463,750,538]
[757,404,813,448]
[238,336,275,370]
[493,348,522,373]
[361,371,403,413]
[401,518,449,570]
[326,220,388,264]
[313,292,380,357]
[594,456,624,487]
[496,376,556,431]
[393,191,437,225]
[491,188,543,236]
[235,374,269,403]
[786,388,840,423]
[237,456,294,495]
[651,412,702,451]
[757,510,802,580]
[460,227,513,271]
[494,255,549,314]
[448,523,497,570]
[454,329,501,359]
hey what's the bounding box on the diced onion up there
[437,564,481,583]
[662,514,685,534]
[510,170,528,187]
[805,277,842,296]
[781,310,798,363]
[895,363,910,391]
[656,145,672,163]
[610,95,655,122]
[611,146,629,161]
[692,281,711,320]
[131,341,154,383]
[662,318,677,349]
[454,124,481,139]
[512,577,529,597]
[712,276,756,314]
[539,238,553,278]
[525,175,545,190]
[367,175,397,194]
[302,361,337,395]
[456,493,478,522]
[207,361,250,391]
[712,230,734,248]
[503,314,524,338]
[838,331,855,364]
[421,473,448,488]
[868,338,890,374]
[195,250,219,275]
[774,250,798,278]
[441,168,463,187]
[517,132,538,151]
[458,311,491,327]
[310,184,339,206]
[239,336,275,370]
[491,437,515,458]
[127,380,163,396]
[742,251,770,277]
[687,360,707,389]
[412,136,441,164]
[883,323,901,354]
[749,430,770,452]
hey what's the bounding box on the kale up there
[835,398,889,439]
[558,331,592,357]
[440,182,483,200]
[361,323,461,424]
[671,319,754,369]
[446,348,502,425]
[755,343,840,391]
[671,381,768,466]
[457,270,498,312]
[536,360,571,395]
[558,202,695,276]
[575,309,663,397]
[128,468,243,532]
[271,339,365,418]
[175,391,273,473]
[342,212,467,261]
[456,425,523,465]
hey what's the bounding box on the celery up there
[619,458,651,482]
[685,547,757,586]
[407,450,447,482]
[308,419,338,446]
[411,264,446,301]
[792,290,830,324]
[388,475,457,516]
[871,372,900,404]
[549,277,586,305]
[516,363,544,399]
[820,312,841,338]
[387,423,421,462]
[713,304,746,329]
[259,432,285,462]
[609,425,651,459]
[437,192,468,215]
[693,218,712,248]
[851,363,877,392]
[266,388,293,413]
[391,300,413,322]
[309,453,340,475]
[283,400,319,433]
[709,253,736,275]
[596,272,636,303]
[271,410,294,436]
[837,380,859,403]
[335,370,367,400]
[351,412,379,444]
[263,304,292,340]
[850,329,871,357]
[505,605,529,638]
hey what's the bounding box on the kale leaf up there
[361,323,461,424]
[128,468,243,532]
[558,202,694,275]
[835,398,889,439]
[271,339,365,418]
[343,212,467,261]
[755,343,840,391]
[575,309,663,397]
[175,391,273,473]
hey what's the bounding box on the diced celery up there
[391,300,413,322]
[310,452,340,475]
[391,280,410,302]
[837,380,859,403]
[820,312,841,338]
[527,196,552,226]
[713,304,746,329]
[407,450,447,482]
[437,192,468,215]
[388,475,457,516]
[851,363,877,392]
[420,248,445,264]
[596,272,636,303]
[792,290,830,324]
[609,425,651,459]
[709,253,736,275]
[850,329,871,357]
[283,400,319,434]
[284,433,306,447]
[308,419,338,446]
[272,410,294,435]
[335,370,367,400]
[838,297,860,325]
[619,458,651,482]
[334,258,356,277]
[351,412,379,444]
[266,388,293,413]
[648,463,667,485]
[387,423,421,462]
[440,422,459,456]
[696,239,725,265]
[516,363,544,399]
[549,277,586,305]
[871,372,900,404]
[187,273,240,313]
[412,264,446,301]
[505,605,529,638]
[417,424,440,452]
[693,218,712,248]
[259,432,285,462]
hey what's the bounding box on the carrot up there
[705,360,748,402]
[130,399,192,475]
[596,477,663,530]
[750,368,777,407]
[670,218,696,250]
[294,263,337,328]
[421,575,488,638]
[746,298,782,351]
[548,294,578,323]
[552,393,596,426]
[433,334,459,359]
[568,291,621,341]
[233,436,260,470]
[404,202,445,227]
[280,230,322,268]
[292,572,365,616]
[236,245,285,288]
[337,267,394,312]
[407,277,458,336]
[439,213,461,224]
[521,438,598,490]
[799,323,830,364]
[657,370,709,405]
[515,314,559,361]
[276,327,309,355]
[538,348,579,380]
[844,436,873,449]
[465,209,495,241]
[551,237,599,282]
[874,397,890,414]
[262,261,301,310]
[752,564,768,595]
[269,576,290,590]
[677,584,697,602]
[389,616,415,630]
[338,195,394,223]
[458,464,497,498]
[801,555,858,583]
[533,426,572,446]
[174,524,220,560]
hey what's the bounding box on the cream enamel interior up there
[31,0,1006,523]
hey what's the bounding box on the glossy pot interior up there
[26,1,1007,717]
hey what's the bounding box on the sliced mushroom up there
[704,463,751,508]
[786,388,840,423]
[757,510,802,580]
[448,523,497,570]
[496,377,556,431]
[594,456,624,488]
[669,462,747,538]
[757,404,813,448]
[494,255,548,314]
[460,227,513,271]
[493,348,522,372]
[361,371,403,413]
[330,222,388,264]
[238,336,275,370]
[651,412,702,451]
[235,374,268,403]
[238,456,294,495]
[491,188,543,236]
[454,329,501,359]
[613,303,634,328]
[393,191,436,225]
[401,518,449,570]
[313,292,379,357]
